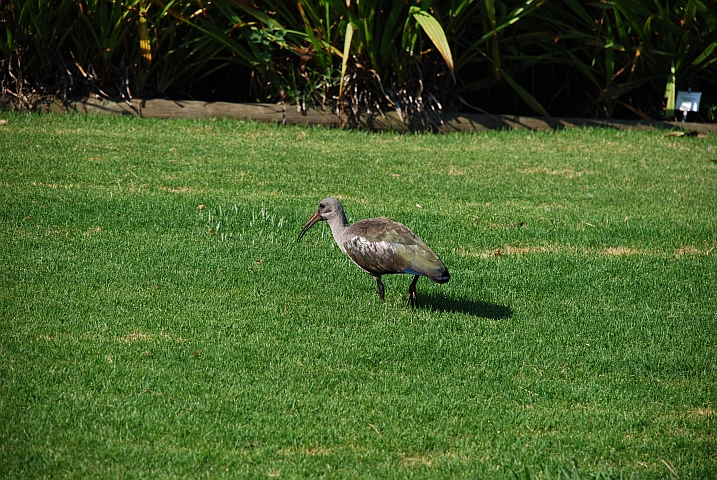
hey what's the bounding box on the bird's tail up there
[432,268,450,284]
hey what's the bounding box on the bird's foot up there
[405,275,420,308]
[405,291,417,308]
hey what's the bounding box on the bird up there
[296,198,449,307]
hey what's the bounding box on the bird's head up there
[296,198,343,242]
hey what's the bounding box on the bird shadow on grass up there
[419,293,513,319]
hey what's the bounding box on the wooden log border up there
[21,97,717,134]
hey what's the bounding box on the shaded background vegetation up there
[2,0,716,122]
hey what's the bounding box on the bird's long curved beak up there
[296,210,322,242]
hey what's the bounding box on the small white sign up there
[676,90,701,112]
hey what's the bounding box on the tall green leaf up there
[409,6,455,80]
[664,61,676,118]
[339,21,354,103]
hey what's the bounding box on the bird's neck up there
[326,211,350,251]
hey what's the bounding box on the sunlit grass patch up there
[1,113,715,478]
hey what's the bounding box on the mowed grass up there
[0,112,715,478]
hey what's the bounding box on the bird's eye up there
[319,203,325,209]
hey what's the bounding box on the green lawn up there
[1,113,715,478]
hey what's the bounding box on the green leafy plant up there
[0,0,76,104]
[513,0,717,119]
[1,0,716,120]
[449,0,552,116]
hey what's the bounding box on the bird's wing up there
[343,217,448,281]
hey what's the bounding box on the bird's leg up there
[374,276,385,302]
[405,275,419,308]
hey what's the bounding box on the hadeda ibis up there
[296,198,450,307]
